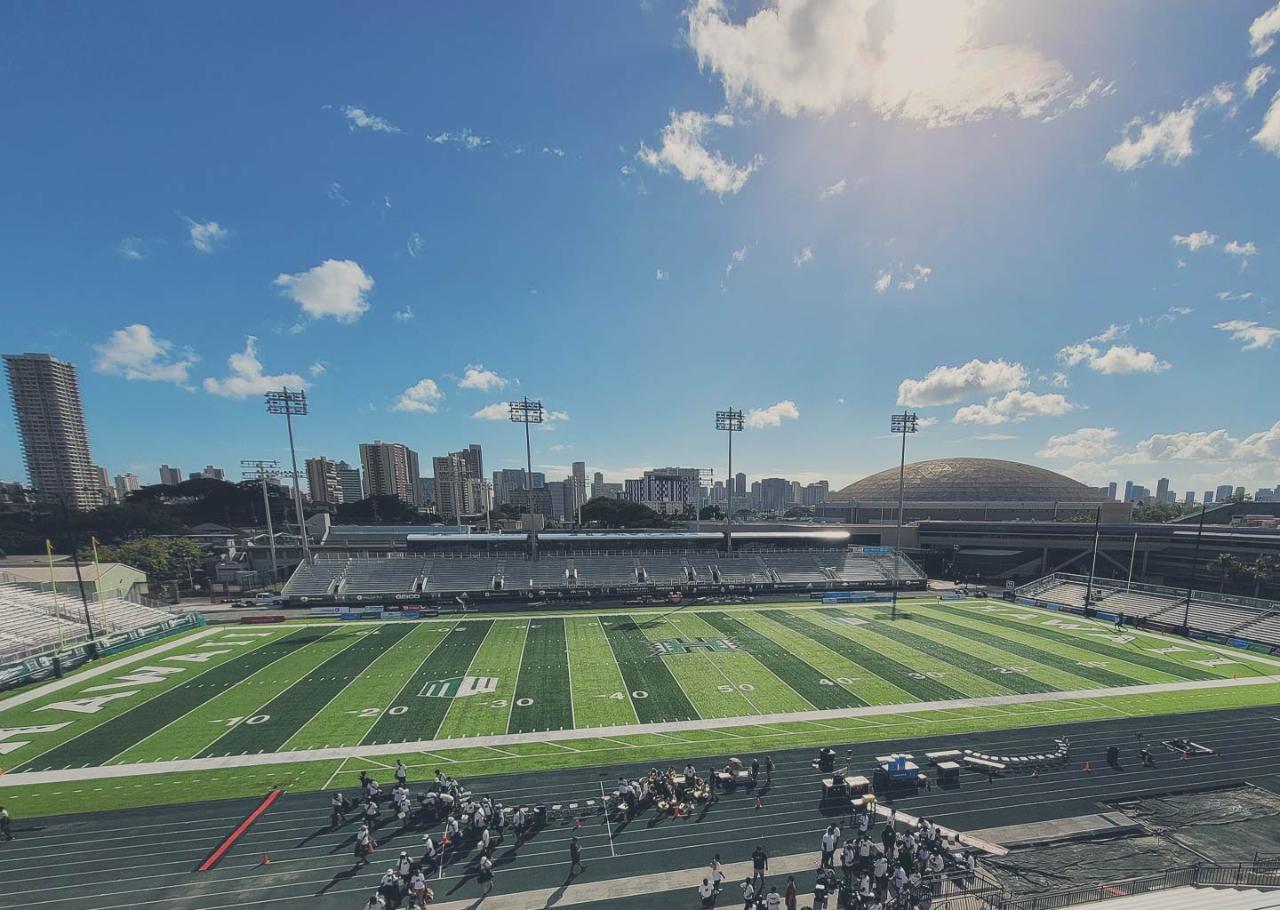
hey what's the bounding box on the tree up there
[335,495,425,524]
[580,497,670,528]
[1247,555,1275,598]
[1210,553,1240,593]
[699,505,724,521]
[783,506,813,519]
[1131,502,1196,523]
[81,537,204,589]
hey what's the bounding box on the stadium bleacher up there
[0,581,178,663]
[1018,573,1280,648]
[280,546,927,602]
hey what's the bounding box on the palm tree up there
[1249,555,1275,598]
[1210,553,1239,593]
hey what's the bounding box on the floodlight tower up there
[716,409,744,552]
[890,410,919,620]
[241,459,281,583]
[265,388,312,566]
[510,397,544,557]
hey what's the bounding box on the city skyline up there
[2,3,1279,498]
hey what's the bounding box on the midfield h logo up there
[649,637,741,656]
[418,676,500,699]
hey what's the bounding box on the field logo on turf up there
[418,675,499,699]
[649,637,741,656]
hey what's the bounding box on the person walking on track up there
[478,853,494,896]
[569,836,585,875]
[751,844,769,890]
[355,822,375,866]
[0,806,11,841]
[765,755,775,785]
[395,759,407,788]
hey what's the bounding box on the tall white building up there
[159,464,183,486]
[336,461,363,502]
[4,353,102,510]
[433,452,478,519]
[114,472,141,501]
[360,441,421,504]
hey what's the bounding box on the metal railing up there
[994,860,1280,910]
[1020,572,1276,614]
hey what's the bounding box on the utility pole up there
[1084,506,1101,609]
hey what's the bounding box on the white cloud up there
[1105,86,1235,171]
[202,337,306,399]
[685,0,1095,128]
[875,262,932,291]
[1057,340,1170,374]
[406,232,424,257]
[897,263,932,290]
[115,237,146,261]
[1139,306,1193,328]
[1171,230,1216,251]
[725,245,749,277]
[308,361,327,377]
[745,399,800,429]
[1256,90,1280,155]
[916,416,938,428]
[1215,319,1280,350]
[393,379,444,413]
[543,146,566,157]
[953,390,1075,425]
[327,182,349,205]
[1106,104,1199,170]
[638,110,760,195]
[1224,239,1258,257]
[1049,371,1070,388]
[274,259,374,323]
[819,178,847,200]
[428,128,491,149]
[184,218,228,253]
[1093,344,1172,374]
[1176,258,1187,268]
[393,305,414,322]
[1251,1,1280,57]
[1090,323,1129,343]
[1037,427,1118,460]
[1217,291,1254,302]
[472,402,510,421]
[794,247,814,267]
[341,105,400,133]
[458,364,509,391]
[897,359,1027,407]
[1245,64,1273,99]
[656,268,668,280]
[93,324,197,385]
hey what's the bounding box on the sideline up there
[0,625,228,711]
[3,672,1277,787]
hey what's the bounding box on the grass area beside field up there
[4,680,1278,819]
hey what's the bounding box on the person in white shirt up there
[741,876,756,909]
[820,826,838,868]
[765,885,783,909]
[698,877,715,908]
[711,854,725,893]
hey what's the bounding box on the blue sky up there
[2,0,1279,498]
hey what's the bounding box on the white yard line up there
[5,671,1277,786]
[599,779,616,858]
[0,625,228,711]
[562,617,576,730]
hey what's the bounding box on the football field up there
[5,598,1276,780]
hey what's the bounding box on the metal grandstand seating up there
[518,559,570,590]
[282,559,348,596]
[0,581,177,663]
[423,558,497,593]
[635,555,688,585]
[1092,589,1179,618]
[758,551,829,583]
[340,558,424,595]
[713,555,771,584]
[570,555,641,587]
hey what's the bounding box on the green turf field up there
[4,598,1275,777]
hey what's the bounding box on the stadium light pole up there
[241,460,281,584]
[1182,503,1207,634]
[890,411,918,620]
[1084,506,1102,609]
[510,397,544,557]
[265,388,312,566]
[716,409,744,553]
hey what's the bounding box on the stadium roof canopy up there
[834,458,1105,504]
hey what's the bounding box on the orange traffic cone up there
[672,804,681,819]
[261,853,271,865]
[1082,762,1092,774]
[1031,770,1040,780]
[755,797,764,810]
[1180,751,1188,762]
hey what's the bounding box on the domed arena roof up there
[834,458,1105,503]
